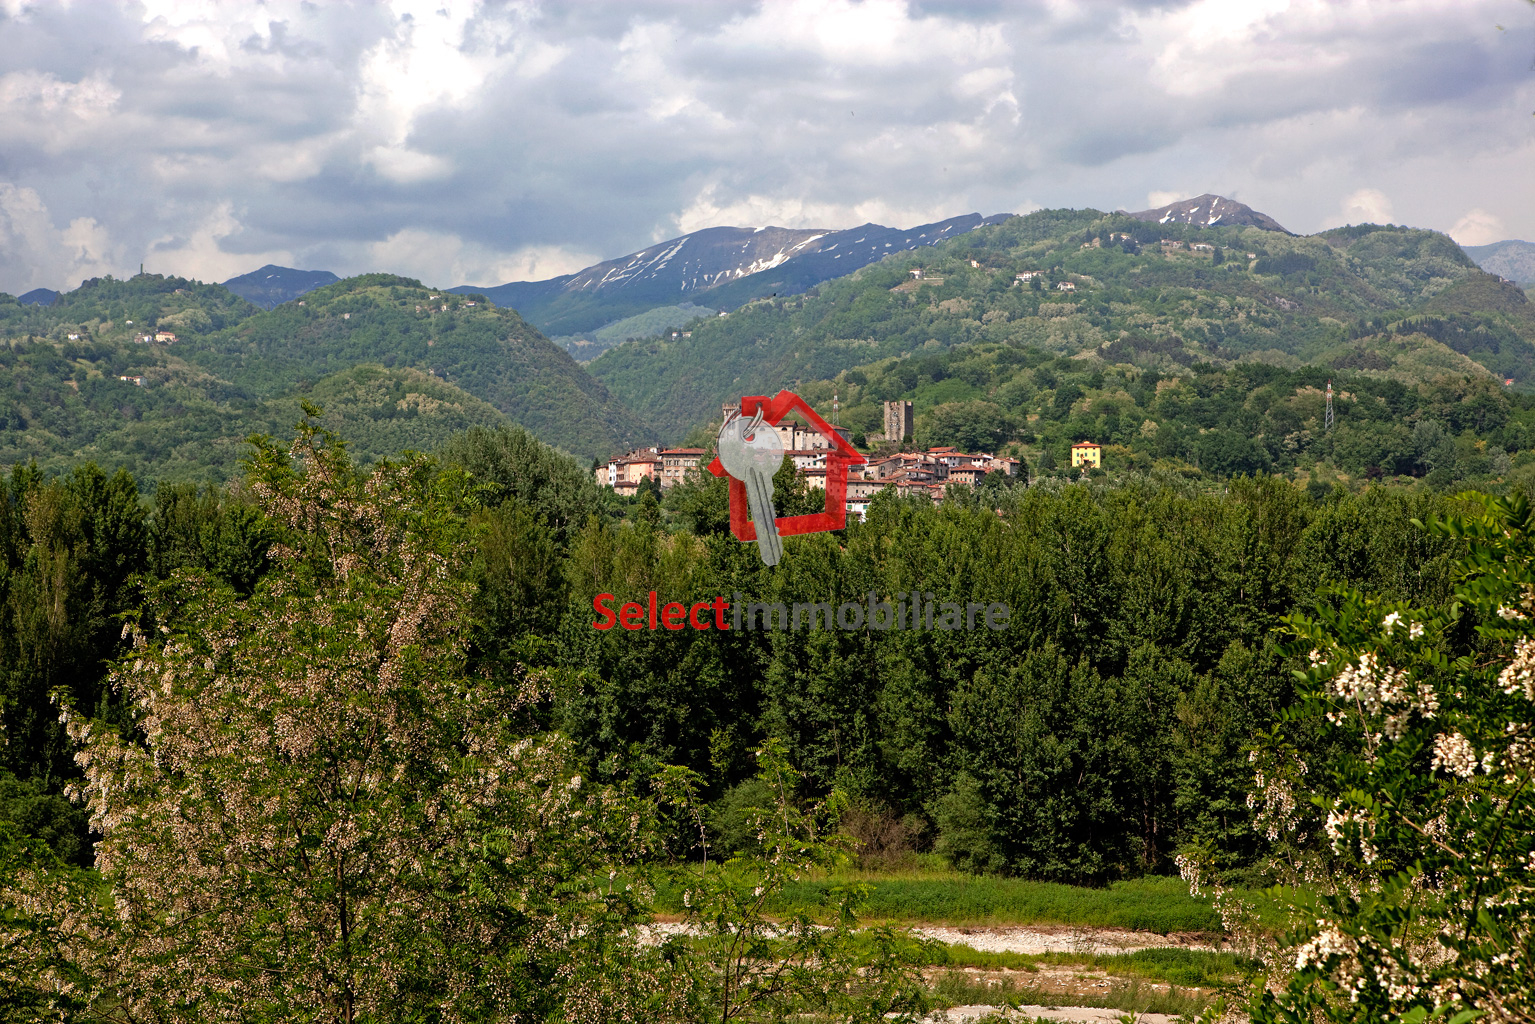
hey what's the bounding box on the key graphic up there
[717,412,784,566]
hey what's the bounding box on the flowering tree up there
[654,739,932,1024]
[1243,492,1535,1021]
[2,418,663,1023]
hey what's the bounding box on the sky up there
[1,0,1533,295]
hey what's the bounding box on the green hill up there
[176,274,650,459]
[0,325,520,482]
[589,211,1531,441]
[0,274,653,472]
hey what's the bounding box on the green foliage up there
[559,476,1465,883]
[186,275,649,458]
[0,420,666,1023]
[932,772,1004,874]
[654,740,933,1023]
[1232,492,1535,1019]
[552,302,717,360]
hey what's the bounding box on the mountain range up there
[2,194,1533,482]
[1463,239,1535,288]
[447,212,1011,336]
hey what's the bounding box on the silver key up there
[717,413,784,566]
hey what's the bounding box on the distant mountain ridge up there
[18,288,58,305]
[1463,240,1535,287]
[222,264,340,309]
[1127,193,1290,233]
[451,213,1011,336]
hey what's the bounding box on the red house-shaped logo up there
[708,390,867,544]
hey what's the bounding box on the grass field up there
[770,868,1223,932]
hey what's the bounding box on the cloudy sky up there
[1,0,1532,295]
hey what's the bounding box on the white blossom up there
[1430,731,1479,778]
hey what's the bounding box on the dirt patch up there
[933,1005,1179,1024]
[914,924,1217,955]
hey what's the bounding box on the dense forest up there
[0,421,1467,883]
[4,417,1533,1020]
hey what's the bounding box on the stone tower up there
[883,400,913,443]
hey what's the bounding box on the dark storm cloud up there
[0,0,1530,295]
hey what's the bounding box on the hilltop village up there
[596,399,1029,518]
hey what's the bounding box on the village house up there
[118,375,145,387]
[1070,442,1102,469]
[1190,243,1214,253]
[659,448,706,488]
[717,405,853,451]
[595,447,663,493]
[1014,270,1043,283]
[612,452,662,496]
[1055,281,1077,291]
[786,449,827,471]
[154,330,178,343]
[947,465,989,487]
[1160,239,1186,250]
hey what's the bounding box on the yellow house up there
[1070,442,1102,469]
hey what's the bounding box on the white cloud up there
[1450,208,1507,246]
[1335,188,1395,226]
[1146,190,1192,210]
[146,202,294,283]
[366,228,596,288]
[0,183,121,292]
[0,0,1532,293]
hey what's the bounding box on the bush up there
[932,773,1004,874]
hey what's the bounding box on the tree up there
[655,740,932,1024]
[1232,493,1535,1021]
[3,418,662,1023]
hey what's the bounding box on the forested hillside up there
[180,274,651,458]
[0,420,1467,886]
[591,210,1535,450]
[0,273,652,474]
[786,342,1530,487]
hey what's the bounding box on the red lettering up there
[662,602,686,630]
[620,603,645,630]
[690,601,713,630]
[592,593,618,630]
[649,590,658,629]
[713,595,731,630]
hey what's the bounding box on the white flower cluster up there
[1295,921,1355,971]
[1499,637,1535,700]
[1328,651,1410,717]
[1381,612,1425,639]
[1248,749,1308,841]
[1430,731,1479,778]
[1325,808,1379,864]
[1323,650,1439,746]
